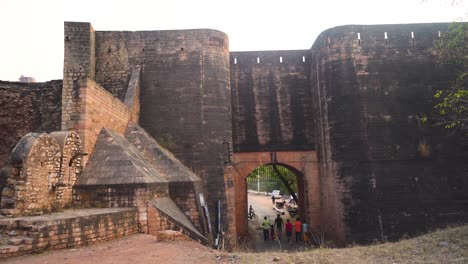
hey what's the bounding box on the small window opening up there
[280,56,283,63]
[411,32,414,39]
[384,32,388,46]
[384,32,388,39]
[257,57,260,64]
[180,47,184,51]
[234,58,237,64]
[107,48,112,53]
[438,31,441,38]
[357,32,361,46]
[302,56,306,62]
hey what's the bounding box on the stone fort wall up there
[311,23,468,244]
[230,50,315,152]
[0,21,466,247]
[62,23,235,241]
[0,80,62,167]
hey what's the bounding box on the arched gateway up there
[230,151,320,237]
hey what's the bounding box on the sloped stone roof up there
[76,128,168,186]
[125,122,201,182]
[9,133,41,165]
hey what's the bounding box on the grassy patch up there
[225,224,468,264]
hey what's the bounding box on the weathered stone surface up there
[1,133,61,217]
[311,23,468,244]
[124,122,207,233]
[0,208,137,259]
[1,21,466,248]
[0,80,62,168]
[76,128,168,185]
[87,27,233,239]
[230,50,315,152]
[148,198,207,244]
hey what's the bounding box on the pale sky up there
[0,0,467,82]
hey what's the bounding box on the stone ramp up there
[149,198,209,245]
[0,208,138,259]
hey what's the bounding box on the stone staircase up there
[0,216,38,258]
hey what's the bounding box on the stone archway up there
[231,151,320,238]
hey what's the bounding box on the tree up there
[430,22,468,134]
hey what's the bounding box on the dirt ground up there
[0,194,303,264]
[0,235,224,264]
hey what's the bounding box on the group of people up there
[261,214,309,244]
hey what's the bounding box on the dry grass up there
[225,224,468,264]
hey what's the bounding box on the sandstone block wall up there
[230,50,315,152]
[74,185,168,234]
[124,68,141,123]
[1,131,83,217]
[68,78,131,163]
[0,208,137,259]
[311,23,468,244]
[91,27,234,238]
[0,80,62,167]
[62,22,95,131]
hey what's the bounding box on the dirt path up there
[0,194,309,264]
[247,193,309,252]
[0,235,222,264]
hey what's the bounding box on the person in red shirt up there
[285,219,293,243]
[294,218,302,242]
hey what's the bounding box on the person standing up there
[262,217,271,241]
[302,221,309,244]
[294,218,302,242]
[274,214,284,240]
[285,219,293,243]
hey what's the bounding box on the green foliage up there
[433,22,468,133]
[246,164,298,194]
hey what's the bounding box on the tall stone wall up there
[230,50,315,152]
[67,78,131,162]
[62,22,95,131]
[0,80,62,167]
[311,23,468,244]
[92,28,234,237]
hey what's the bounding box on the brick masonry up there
[68,78,131,164]
[0,208,137,259]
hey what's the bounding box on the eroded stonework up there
[0,22,466,254]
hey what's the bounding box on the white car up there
[271,190,282,199]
